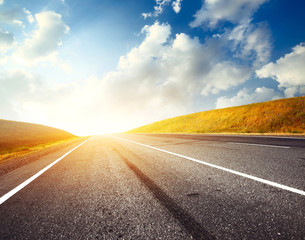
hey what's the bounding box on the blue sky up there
[1,0,305,135]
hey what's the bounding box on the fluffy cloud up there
[256,43,305,97]
[115,22,251,101]
[228,21,271,66]
[201,62,251,95]
[101,22,192,118]
[142,0,182,18]
[190,0,268,28]
[172,0,183,13]
[14,11,69,64]
[216,87,281,109]
[142,0,171,19]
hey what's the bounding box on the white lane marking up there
[139,133,305,140]
[228,142,291,149]
[229,135,305,140]
[0,137,92,205]
[113,136,305,197]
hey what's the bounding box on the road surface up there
[0,134,305,239]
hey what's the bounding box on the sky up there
[1,0,305,135]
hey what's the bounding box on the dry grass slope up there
[127,96,305,134]
[0,119,76,154]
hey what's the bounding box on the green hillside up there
[127,96,305,134]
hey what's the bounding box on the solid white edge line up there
[138,133,305,140]
[0,137,92,205]
[228,142,291,149]
[112,136,305,197]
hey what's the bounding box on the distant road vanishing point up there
[1,134,305,239]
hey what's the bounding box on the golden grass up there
[127,96,305,134]
[0,119,76,152]
[0,137,80,164]
[0,119,78,164]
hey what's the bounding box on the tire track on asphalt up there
[112,146,215,240]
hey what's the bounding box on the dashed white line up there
[0,137,92,205]
[228,142,291,149]
[113,136,305,197]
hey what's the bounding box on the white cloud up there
[119,22,251,98]
[201,62,251,95]
[256,43,305,97]
[142,0,171,18]
[216,87,281,109]
[142,0,182,18]
[0,0,3,5]
[142,13,153,19]
[189,1,272,68]
[24,9,34,23]
[172,0,183,13]
[228,21,271,66]
[0,28,14,52]
[154,0,171,14]
[190,0,268,28]
[14,11,70,64]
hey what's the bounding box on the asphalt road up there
[0,134,305,239]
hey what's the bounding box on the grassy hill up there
[0,119,76,154]
[127,96,305,134]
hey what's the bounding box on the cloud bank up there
[1,21,254,134]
